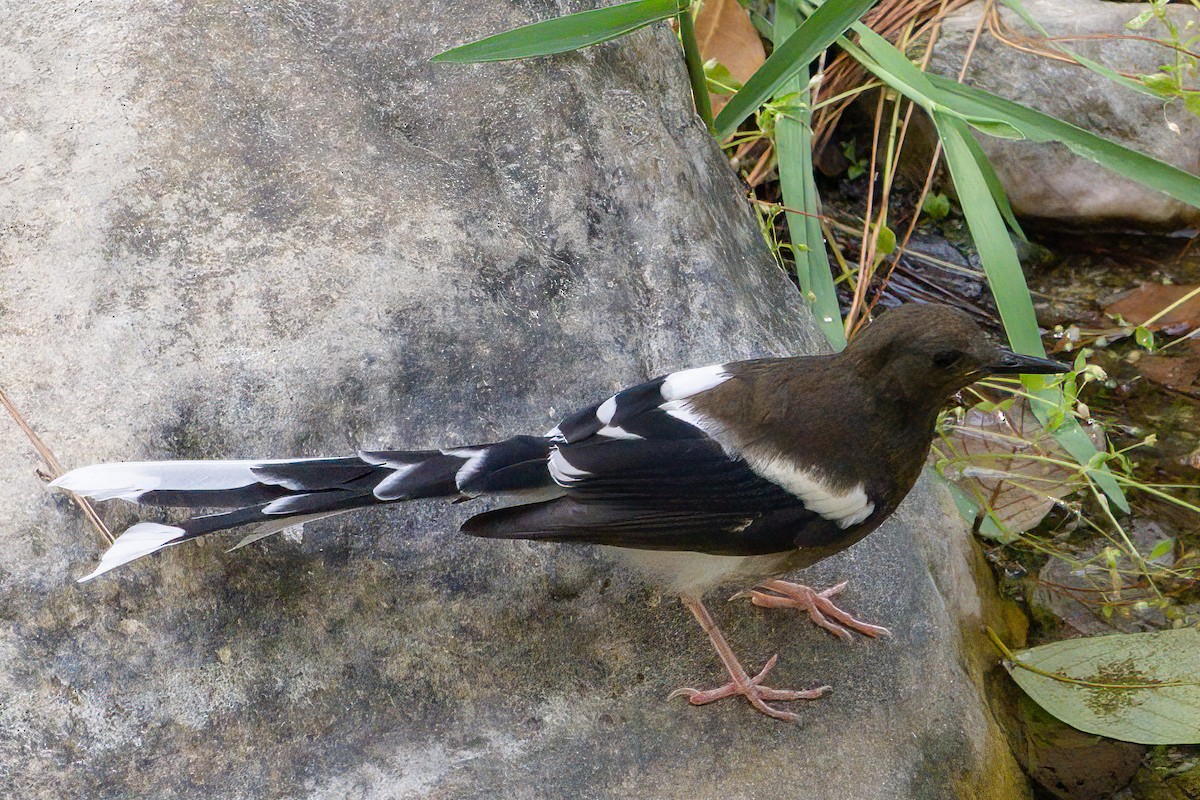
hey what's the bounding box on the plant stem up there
[677,4,715,133]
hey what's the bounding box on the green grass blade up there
[678,3,715,132]
[838,16,1200,210]
[431,0,685,63]
[782,4,1129,507]
[934,111,1129,511]
[998,0,1160,98]
[957,124,1026,241]
[837,26,1022,139]
[926,74,1200,208]
[714,0,879,139]
[775,0,846,350]
[934,114,1039,352]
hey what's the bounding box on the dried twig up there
[0,384,114,545]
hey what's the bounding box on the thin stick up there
[865,0,992,323]
[844,90,887,337]
[0,384,114,545]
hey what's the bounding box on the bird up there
[50,303,1067,721]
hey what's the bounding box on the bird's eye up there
[933,350,963,369]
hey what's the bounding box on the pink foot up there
[674,595,830,722]
[732,580,891,642]
[669,653,829,722]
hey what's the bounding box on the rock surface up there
[1,2,1028,798]
[929,0,1200,229]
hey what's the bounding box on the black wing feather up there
[463,438,837,556]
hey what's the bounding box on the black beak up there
[988,349,1070,375]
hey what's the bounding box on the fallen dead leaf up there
[694,0,765,113]
[936,399,1104,536]
[1105,283,1200,333]
[1138,338,1200,398]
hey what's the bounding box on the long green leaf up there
[999,0,1159,99]
[934,115,1038,352]
[714,0,879,139]
[926,74,1200,208]
[958,126,1025,240]
[776,8,1145,508]
[836,18,1200,214]
[775,1,845,350]
[430,0,685,63]
[836,26,1022,139]
[934,111,1128,511]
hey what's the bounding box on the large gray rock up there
[0,3,1028,798]
[929,0,1200,229]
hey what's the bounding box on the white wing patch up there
[77,522,187,582]
[747,452,875,528]
[661,365,730,401]
[595,425,644,440]
[548,449,589,486]
[596,395,619,424]
[658,399,714,433]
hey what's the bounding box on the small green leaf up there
[938,475,1015,543]
[1148,538,1175,561]
[1126,8,1156,30]
[841,140,867,179]
[714,0,879,138]
[1134,325,1156,351]
[704,60,742,94]
[874,224,896,256]
[430,0,685,63]
[958,115,1025,140]
[1003,628,1200,745]
[1141,72,1181,96]
[1185,92,1200,118]
[921,192,951,220]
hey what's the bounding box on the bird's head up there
[847,304,1068,409]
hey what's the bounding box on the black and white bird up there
[51,303,1067,721]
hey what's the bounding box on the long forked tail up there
[52,436,553,582]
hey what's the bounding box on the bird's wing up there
[461,438,845,555]
[546,364,733,444]
[463,362,883,555]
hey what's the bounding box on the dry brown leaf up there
[936,400,1103,535]
[693,0,765,114]
[1105,283,1200,332]
[1139,339,1200,398]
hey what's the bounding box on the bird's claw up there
[669,654,829,722]
[731,579,892,641]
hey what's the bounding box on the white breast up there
[604,547,799,596]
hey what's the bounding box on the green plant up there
[1126,0,1200,117]
[431,0,1200,510]
[921,192,950,221]
[841,140,868,179]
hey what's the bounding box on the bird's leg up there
[732,580,891,642]
[669,594,829,722]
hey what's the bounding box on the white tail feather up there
[77,522,187,582]
[50,458,344,501]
